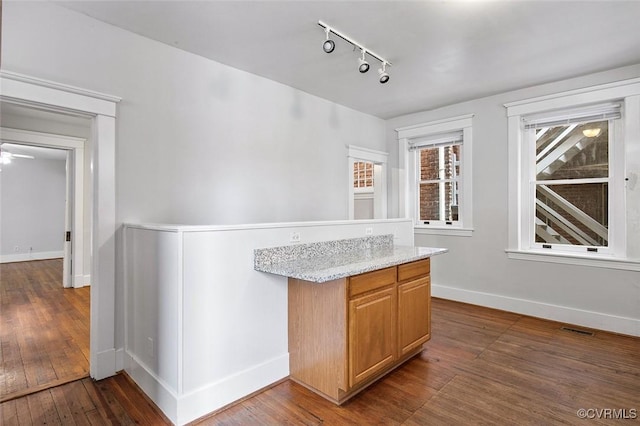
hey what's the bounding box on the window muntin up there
[353,161,374,190]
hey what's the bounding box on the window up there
[526,104,619,252]
[414,133,462,224]
[506,78,640,270]
[397,114,473,236]
[353,161,374,190]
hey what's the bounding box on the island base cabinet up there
[288,259,431,405]
[348,286,396,388]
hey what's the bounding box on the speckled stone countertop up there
[254,235,447,283]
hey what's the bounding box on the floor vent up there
[561,326,594,336]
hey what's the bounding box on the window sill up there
[414,227,474,237]
[506,249,640,271]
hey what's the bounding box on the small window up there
[397,114,473,235]
[353,161,374,191]
[415,136,462,224]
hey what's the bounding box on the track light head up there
[323,28,335,53]
[378,62,390,84]
[358,50,369,73]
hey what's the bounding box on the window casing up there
[397,114,473,236]
[505,78,640,270]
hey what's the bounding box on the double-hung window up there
[506,78,640,269]
[412,132,462,224]
[397,114,473,236]
[525,103,620,253]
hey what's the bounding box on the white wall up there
[1,1,386,357]
[0,156,66,261]
[386,64,640,336]
[1,1,386,226]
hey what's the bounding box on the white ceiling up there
[1,143,68,161]
[50,1,640,119]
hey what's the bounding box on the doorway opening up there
[348,145,388,220]
[1,70,120,381]
[1,127,87,288]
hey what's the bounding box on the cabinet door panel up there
[349,287,396,387]
[398,276,431,357]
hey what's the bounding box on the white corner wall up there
[0,157,66,262]
[124,219,415,425]
[386,64,640,337]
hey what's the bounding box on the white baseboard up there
[125,351,289,426]
[0,250,63,263]
[91,348,117,380]
[72,274,91,288]
[115,348,125,372]
[177,353,289,426]
[432,283,640,337]
[125,352,178,423]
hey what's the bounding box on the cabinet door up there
[348,286,396,388]
[397,276,431,357]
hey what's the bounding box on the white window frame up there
[505,78,640,271]
[397,114,474,237]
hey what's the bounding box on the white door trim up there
[0,70,121,380]
[0,127,86,288]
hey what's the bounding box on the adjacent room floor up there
[0,259,90,402]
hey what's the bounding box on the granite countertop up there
[254,235,447,283]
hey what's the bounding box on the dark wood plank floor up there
[1,260,638,425]
[0,259,90,402]
[195,299,639,425]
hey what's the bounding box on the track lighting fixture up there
[378,62,390,84]
[322,27,335,53]
[318,21,391,83]
[358,50,370,73]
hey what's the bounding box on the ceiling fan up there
[0,145,35,165]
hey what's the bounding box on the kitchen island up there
[254,235,447,403]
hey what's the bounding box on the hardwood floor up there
[1,263,638,425]
[195,299,639,425]
[0,259,90,403]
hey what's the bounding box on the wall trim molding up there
[177,354,289,426]
[125,350,289,425]
[0,250,63,263]
[432,283,639,337]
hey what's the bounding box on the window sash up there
[526,119,613,253]
[416,144,462,224]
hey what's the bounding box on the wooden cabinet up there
[397,276,431,356]
[288,259,431,404]
[397,258,431,357]
[349,285,396,387]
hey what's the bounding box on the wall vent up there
[561,326,594,336]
